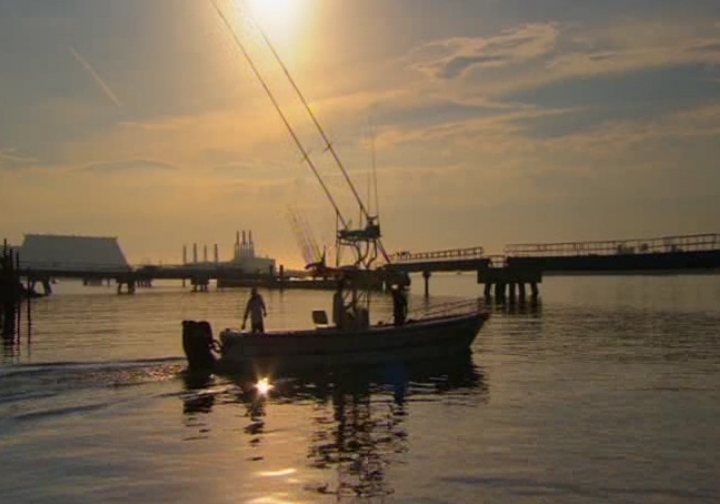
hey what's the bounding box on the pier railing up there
[505,233,720,257]
[389,246,485,263]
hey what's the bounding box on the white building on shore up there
[17,234,131,272]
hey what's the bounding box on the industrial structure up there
[230,230,276,274]
[182,230,276,274]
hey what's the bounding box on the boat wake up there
[0,357,188,413]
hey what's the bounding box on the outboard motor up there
[182,320,218,372]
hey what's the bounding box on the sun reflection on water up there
[255,377,274,396]
[179,353,487,500]
[257,468,297,478]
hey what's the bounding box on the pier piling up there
[116,275,137,295]
[422,271,431,298]
[26,269,32,339]
[1,240,24,341]
[478,265,542,305]
[14,251,20,342]
[518,283,527,303]
[509,283,517,304]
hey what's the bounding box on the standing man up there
[391,284,408,326]
[242,287,267,333]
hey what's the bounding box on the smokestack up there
[242,230,246,245]
[192,243,198,263]
[214,244,219,263]
[203,245,208,262]
[249,230,253,245]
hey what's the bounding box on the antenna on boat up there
[369,115,381,232]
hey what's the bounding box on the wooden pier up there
[477,260,542,304]
[6,232,719,302]
[384,233,720,300]
[1,239,32,341]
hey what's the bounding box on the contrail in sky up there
[68,45,122,107]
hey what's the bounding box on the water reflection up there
[181,352,488,498]
[182,389,215,415]
[2,333,32,364]
[2,335,17,362]
[492,299,543,317]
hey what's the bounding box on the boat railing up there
[408,298,485,321]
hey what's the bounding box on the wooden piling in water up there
[1,239,22,340]
[509,282,517,304]
[26,268,32,339]
[478,264,542,305]
[14,250,20,342]
[422,270,431,298]
[518,283,527,303]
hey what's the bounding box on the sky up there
[1,0,720,268]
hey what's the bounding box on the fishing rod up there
[245,10,392,264]
[249,16,372,224]
[210,0,349,231]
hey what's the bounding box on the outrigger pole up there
[252,21,370,222]
[243,6,392,265]
[212,0,391,270]
[210,0,348,232]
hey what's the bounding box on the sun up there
[244,0,306,42]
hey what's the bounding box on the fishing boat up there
[183,299,488,373]
[181,4,489,374]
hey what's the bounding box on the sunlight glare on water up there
[255,376,274,395]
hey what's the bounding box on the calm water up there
[1,274,719,503]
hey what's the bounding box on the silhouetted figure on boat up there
[332,276,369,331]
[242,287,267,333]
[333,278,349,330]
[391,284,408,326]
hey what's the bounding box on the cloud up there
[78,159,179,175]
[403,17,720,104]
[373,105,579,150]
[0,147,34,162]
[687,40,720,53]
[542,18,720,83]
[546,44,720,82]
[357,95,720,219]
[0,147,39,170]
[68,45,123,107]
[410,23,559,80]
